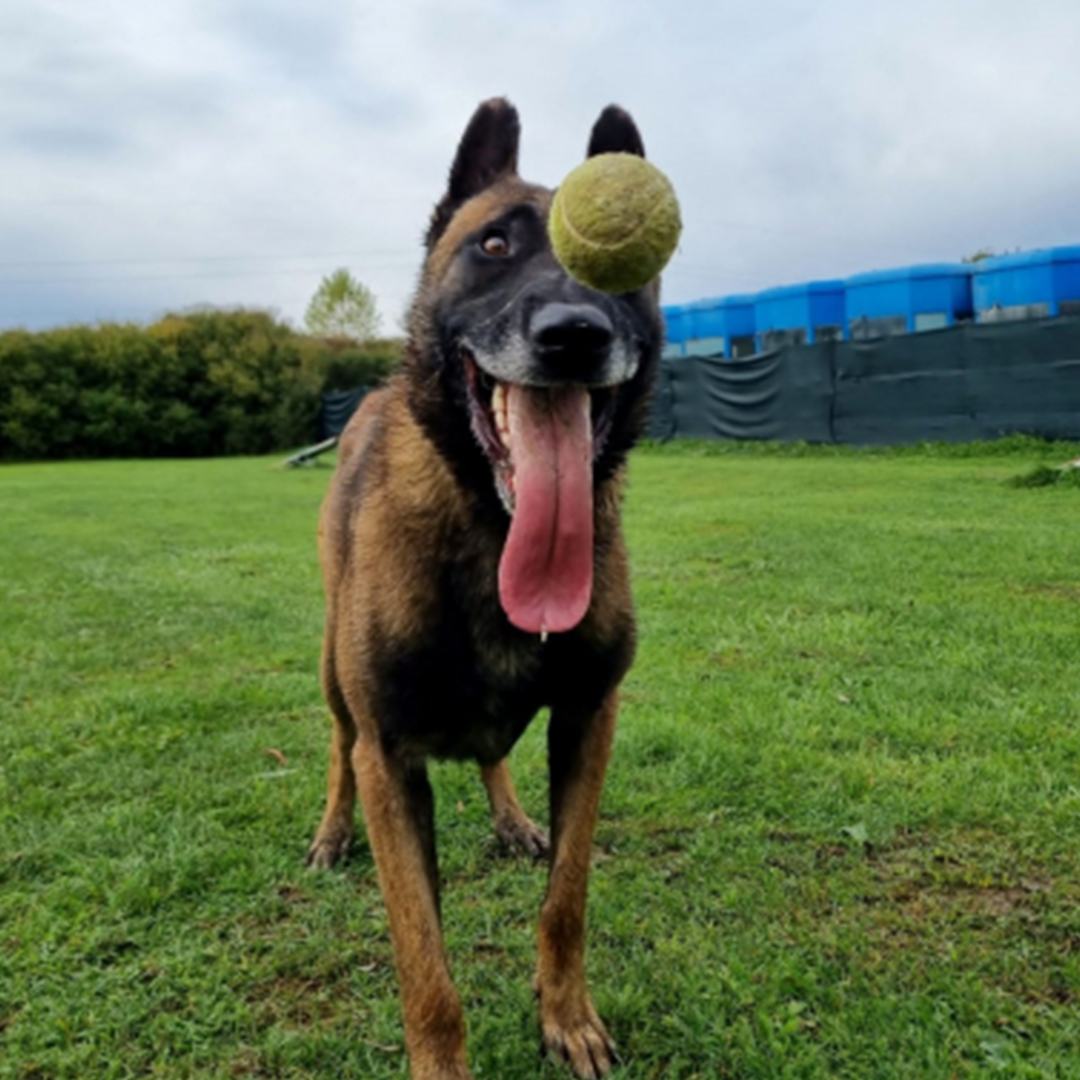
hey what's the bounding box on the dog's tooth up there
[492,383,509,434]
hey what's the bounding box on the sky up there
[2,0,1079,334]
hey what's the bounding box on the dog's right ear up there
[426,98,521,249]
[587,105,646,159]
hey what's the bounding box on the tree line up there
[0,308,401,462]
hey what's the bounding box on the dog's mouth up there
[461,348,620,636]
[461,351,618,514]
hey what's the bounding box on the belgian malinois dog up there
[307,98,663,1080]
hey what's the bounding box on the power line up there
[0,248,418,271]
[0,261,419,287]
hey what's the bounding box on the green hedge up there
[0,310,401,461]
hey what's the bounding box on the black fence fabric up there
[651,315,1080,445]
[649,347,832,443]
[319,388,370,440]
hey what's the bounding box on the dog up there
[307,98,663,1080]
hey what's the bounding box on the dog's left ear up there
[427,98,520,248]
[587,105,646,159]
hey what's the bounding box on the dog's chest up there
[372,615,549,763]
[363,508,631,763]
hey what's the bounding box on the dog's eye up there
[480,231,511,258]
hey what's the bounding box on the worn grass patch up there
[2,442,1080,1079]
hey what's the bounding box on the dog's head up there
[405,98,664,635]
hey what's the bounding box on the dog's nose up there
[529,303,613,375]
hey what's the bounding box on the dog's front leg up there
[354,732,472,1080]
[537,691,619,1079]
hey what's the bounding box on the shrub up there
[0,311,403,461]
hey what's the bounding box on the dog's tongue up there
[498,385,593,634]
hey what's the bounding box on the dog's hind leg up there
[307,644,358,869]
[354,731,473,1080]
[480,760,549,859]
[536,691,619,1080]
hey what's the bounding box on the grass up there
[2,439,1080,1079]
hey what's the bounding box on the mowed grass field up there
[2,440,1080,1080]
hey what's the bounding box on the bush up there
[0,311,402,462]
[299,334,403,393]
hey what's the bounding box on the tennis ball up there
[549,153,682,294]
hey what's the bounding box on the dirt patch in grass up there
[812,830,1080,1005]
[248,972,359,1029]
[1017,581,1080,604]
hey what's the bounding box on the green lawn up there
[2,441,1079,1079]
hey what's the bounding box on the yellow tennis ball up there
[549,153,682,294]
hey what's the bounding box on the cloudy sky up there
[3,0,1078,333]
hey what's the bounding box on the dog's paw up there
[305,826,352,869]
[540,994,617,1079]
[494,812,550,860]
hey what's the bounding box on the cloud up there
[2,0,1079,330]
